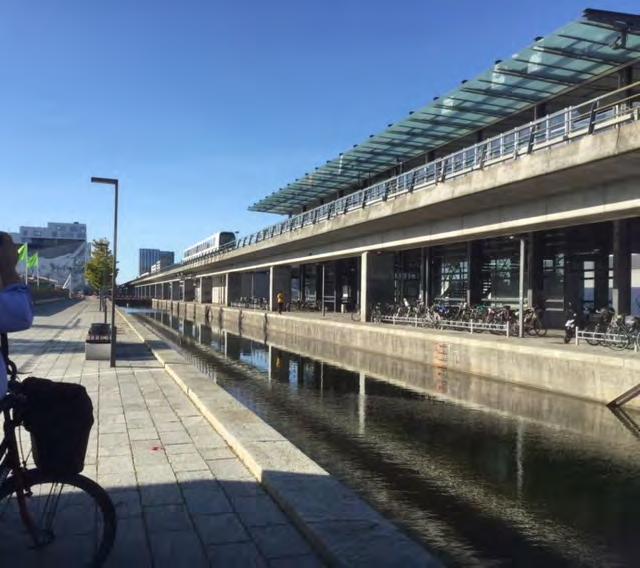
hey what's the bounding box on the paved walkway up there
[6,299,322,567]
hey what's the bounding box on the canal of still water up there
[131,309,640,567]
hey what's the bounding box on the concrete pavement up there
[5,299,322,567]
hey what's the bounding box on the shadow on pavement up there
[116,341,159,363]
[0,474,326,568]
[32,299,80,317]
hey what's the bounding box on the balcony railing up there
[155,81,640,276]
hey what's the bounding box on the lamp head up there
[91,177,118,186]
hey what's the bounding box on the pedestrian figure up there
[276,291,285,314]
[0,232,34,399]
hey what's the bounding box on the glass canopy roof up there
[250,9,640,215]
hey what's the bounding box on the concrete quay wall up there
[153,299,640,409]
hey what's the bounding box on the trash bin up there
[85,323,113,360]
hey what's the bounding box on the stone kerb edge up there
[115,308,437,567]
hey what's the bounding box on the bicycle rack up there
[575,329,639,351]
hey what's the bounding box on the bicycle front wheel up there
[0,469,116,567]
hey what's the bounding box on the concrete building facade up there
[139,248,174,276]
[10,221,88,291]
[127,10,640,328]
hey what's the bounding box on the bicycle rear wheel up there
[533,318,547,337]
[584,322,601,346]
[606,331,630,351]
[0,469,116,567]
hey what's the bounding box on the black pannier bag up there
[21,377,94,476]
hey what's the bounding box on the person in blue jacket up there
[0,231,33,398]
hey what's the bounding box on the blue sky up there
[1,0,638,282]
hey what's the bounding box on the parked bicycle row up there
[230,297,269,310]
[564,305,640,351]
[370,300,546,337]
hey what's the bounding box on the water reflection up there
[135,309,640,567]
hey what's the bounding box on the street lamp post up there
[91,176,119,367]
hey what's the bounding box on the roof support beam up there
[366,138,429,151]
[511,57,601,78]
[432,102,513,119]
[556,33,640,55]
[459,86,539,104]
[531,45,628,66]
[491,67,583,86]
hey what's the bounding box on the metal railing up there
[378,315,510,335]
[147,81,640,278]
[576,329,639,351]
[229,299,269,311]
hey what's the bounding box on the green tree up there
[85,239,118,292]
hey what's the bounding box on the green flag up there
[17,243,28,262]
[27,252,39,269]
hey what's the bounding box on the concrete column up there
[612,219,631,315]
[225,273,230,306]
[269,267,274,311]
[360,252,369,321]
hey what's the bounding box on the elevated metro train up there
[183,231,236,262]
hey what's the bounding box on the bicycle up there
[0,373,116,566]
[522,306,547,337]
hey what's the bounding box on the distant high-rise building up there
[9,222,88,291]
[139,249,174,275]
